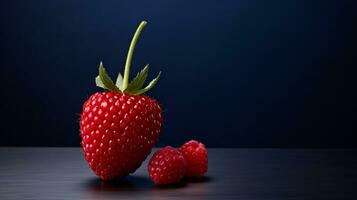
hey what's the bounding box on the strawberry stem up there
[122,21,147,91]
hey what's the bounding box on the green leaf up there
[131,71,161,95]
[97,62,120,92]
[125,64,149,92]
[115,73,123,91]
[95,75,107,90]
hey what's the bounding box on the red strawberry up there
[148,146,186,185]
[178,140,208,177]
[80,21,163,180]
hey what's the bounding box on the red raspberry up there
[148,146,186,185]
[178,140,208,177]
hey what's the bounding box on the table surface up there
[0,148,356,200]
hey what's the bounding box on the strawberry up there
[178,140,208,177]
[148,146,186,185]
[80,21,163,180]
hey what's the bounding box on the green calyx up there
[95,21,161,95]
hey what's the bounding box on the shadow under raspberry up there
[183,176,213,183]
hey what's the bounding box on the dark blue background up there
[0,0,356,147]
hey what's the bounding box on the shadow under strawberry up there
[84,175,152,192]
[83,175,188,192]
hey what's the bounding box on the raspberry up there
[178,140,208,177]
[148,146,186,185]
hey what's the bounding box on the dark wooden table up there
[0,148,356,200]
